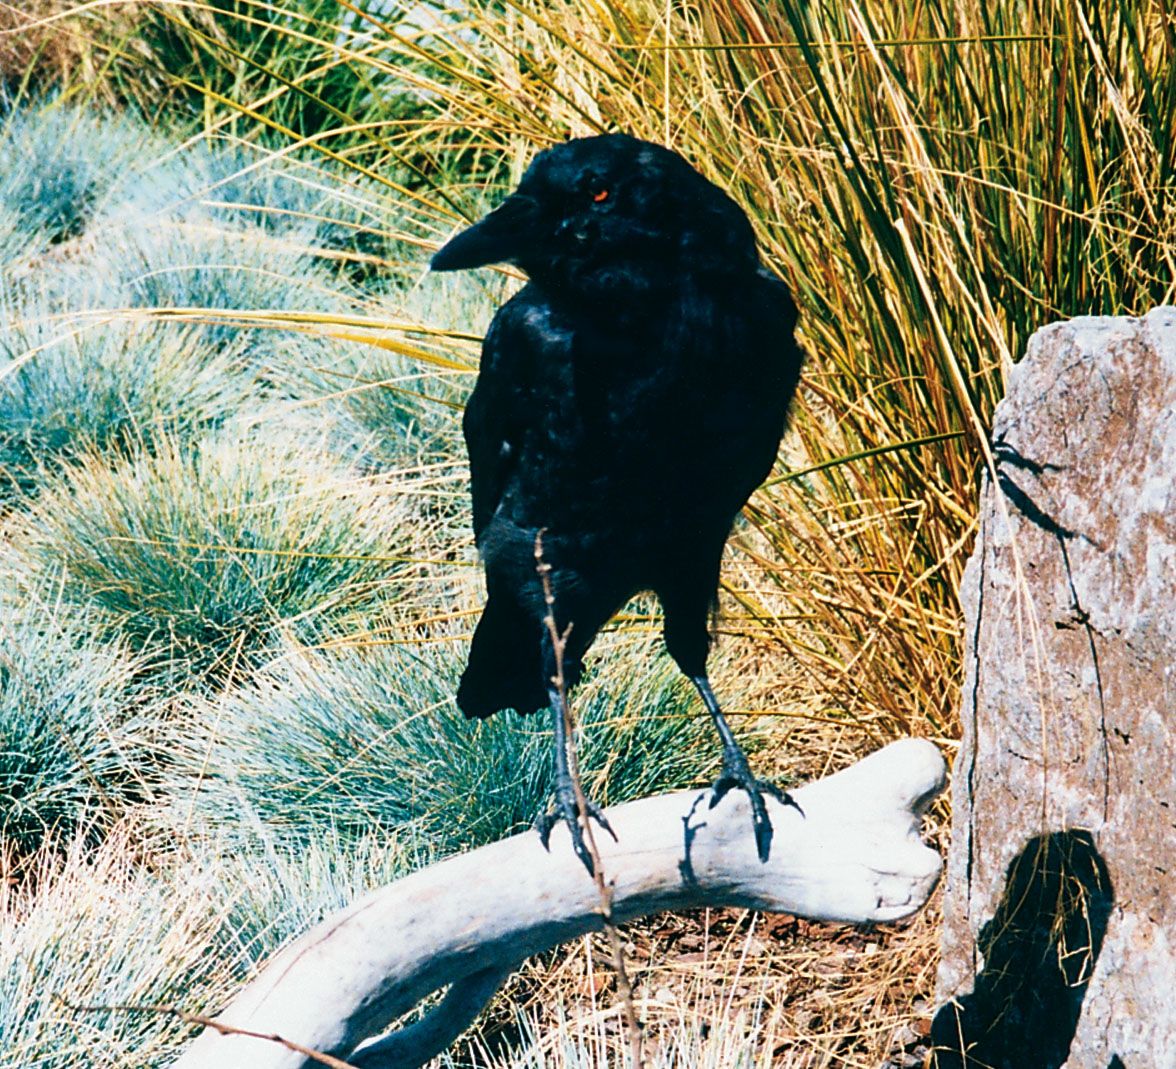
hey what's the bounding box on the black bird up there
[431,134,803,871]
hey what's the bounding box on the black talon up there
[583,797,618,841]
[709,747,799,862]
[535,675,618,876]
[691,674,802,863]
[540,790,614,875]
[534,808,557,852]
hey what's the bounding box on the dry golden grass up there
[0,2,149,96]
[450,896,942,1069]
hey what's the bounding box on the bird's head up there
[430,134,759,299]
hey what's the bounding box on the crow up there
[431,133,803,872]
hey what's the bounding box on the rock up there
[933,309,1176,1069]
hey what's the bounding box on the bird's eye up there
[592,188,610,203]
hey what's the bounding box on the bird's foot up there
[535,783,618,876]
[710,747,802,863]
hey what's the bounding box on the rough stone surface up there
[934,308,1176,1069]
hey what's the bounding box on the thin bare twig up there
[54,994,359,1069]
[534,531,645,1069]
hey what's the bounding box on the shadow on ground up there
[931,829,1115,1069]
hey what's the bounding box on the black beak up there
[430,194,541,272]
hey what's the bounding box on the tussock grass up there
[166,631,733,855]
[111,223,350,369]
[278,309,476,471]
[170,139,406,275]
[0,3,147,97]
[0,309,242,502]
[0,100,152,261]
[0,205,24,265]
[206,826,416,968]
[122,0,424,154]
[0,826,225,1069]
[13,430,409,681]
[0,587,153,857]
[0,820,415,1069]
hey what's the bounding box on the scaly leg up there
[691,674,801,862]
[534,658,616,875]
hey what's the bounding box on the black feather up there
[434,133,803,719]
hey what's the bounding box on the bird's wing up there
[462,287,555,541]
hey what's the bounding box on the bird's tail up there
[457,596,548,719]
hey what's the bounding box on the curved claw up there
[534,809,558,853]
[534,792,618,876]
[709,760,801,863]
[582,798,619,843]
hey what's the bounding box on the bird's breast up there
[494,285,790,541]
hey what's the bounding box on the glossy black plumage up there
[432,133,803,866]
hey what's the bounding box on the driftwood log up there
[172,738,945,1069]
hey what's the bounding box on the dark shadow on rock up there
[932,830,1114,1069]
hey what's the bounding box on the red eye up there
[592,188,610,203]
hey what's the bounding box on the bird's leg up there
[690,674,801,862]
[534,663,617,876]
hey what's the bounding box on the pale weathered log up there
[172,738,945,1069]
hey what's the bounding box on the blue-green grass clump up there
[0,297,244,502]
[0,827,414,1069]
[0,590,151,856]
[109,225,349,372]
[0,98,393,273]
[179,142,396,269]
[0,830,227,1069]
[279,336,470,472]
[0,205,27,266]
[209,829,415,968]
[0,100,150,260]
[278,273,503,471]
[15,431,409,682]
[166,632,727,855]
[109,139,327,240]
[0,98,404,510]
